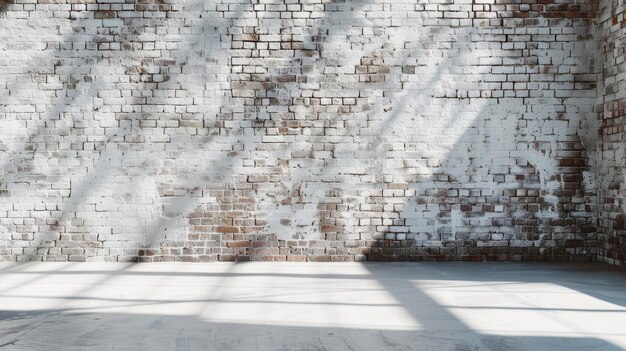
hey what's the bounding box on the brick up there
[94,10,115,19]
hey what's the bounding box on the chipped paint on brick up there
[0,0,610,263]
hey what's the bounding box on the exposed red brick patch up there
[94,10,114,19]
[217,226,239,234]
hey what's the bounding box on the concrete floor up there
[0,262,624,351]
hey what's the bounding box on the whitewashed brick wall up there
[0,0,606,262]
[597,0,626,266]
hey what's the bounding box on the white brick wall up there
[0,0,603,262]
[597,0,626,266]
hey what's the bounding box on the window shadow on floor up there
[0,262,624,350]
[0,310,622,351]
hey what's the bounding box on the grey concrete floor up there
[0,262,625,351]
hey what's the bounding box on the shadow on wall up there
[0,262,624,350]
[363,99,596,262]
[0,0,598,262]
[143,0,597,262]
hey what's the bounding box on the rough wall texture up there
[0,0,602,263]
[598,0,626,266]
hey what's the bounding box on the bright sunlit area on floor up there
[0,262,625,351]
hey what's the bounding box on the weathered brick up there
[94,10,114,19]
[0,0,614,265]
